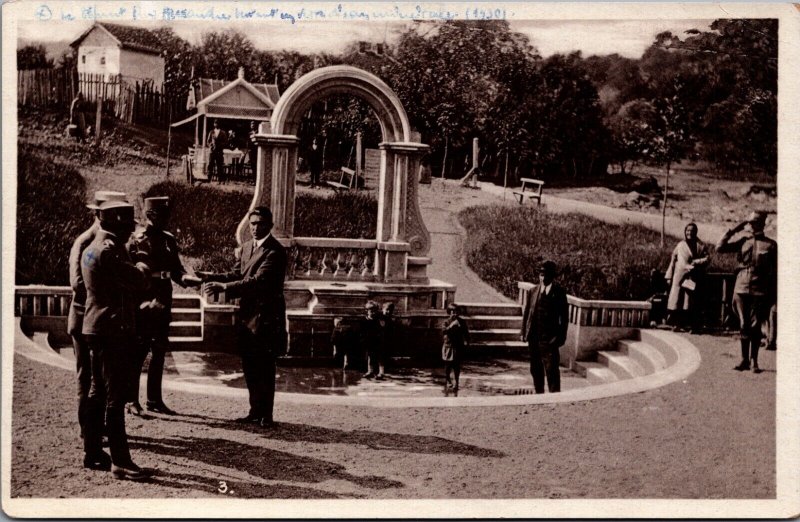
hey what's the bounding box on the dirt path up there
[9,331,775,503]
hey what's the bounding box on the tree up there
[17,44,53,70]
[151,27,195,97]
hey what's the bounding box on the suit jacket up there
[217,234,287,352]
[521,282,569,346]
[67,221,99,335]
[81,229,148,336]
[206,129,229,153]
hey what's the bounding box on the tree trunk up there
[503,150,509,200]
[441,135,449,180]
[661,161,671,248]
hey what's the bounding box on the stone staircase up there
[168,295,204,349]
[460,302,677,385]
[458,302,528,356]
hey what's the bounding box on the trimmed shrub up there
[143,181,377,272]
[458,205,735,301]
[16,148,94,285]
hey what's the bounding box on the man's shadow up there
[228,421,505,458]
[130,434,403,493]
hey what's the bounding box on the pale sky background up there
[18,18,714,59]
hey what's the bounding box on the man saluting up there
[201,206,287,428]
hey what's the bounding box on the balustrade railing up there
[517,282,651,328]
[15,286,72,318]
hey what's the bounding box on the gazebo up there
[171,68,280,181]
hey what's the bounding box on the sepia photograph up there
[2,1,798,518]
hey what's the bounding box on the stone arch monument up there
[236,65,432,283]
[225,66,453,356]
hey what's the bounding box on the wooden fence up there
[17,67,187,126]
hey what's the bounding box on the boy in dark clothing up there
[442,303,469,390]
[362,301,383,378]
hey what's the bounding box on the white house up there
[70,22,165,89]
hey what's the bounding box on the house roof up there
[70,22,163,56]
[197,78,280,107]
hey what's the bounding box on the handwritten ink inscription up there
[33,3,508,24]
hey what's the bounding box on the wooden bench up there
[512,177,545,205]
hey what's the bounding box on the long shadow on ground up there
[220,421,504,458]
[130,435,403,493]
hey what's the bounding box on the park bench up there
[512,177,545,205]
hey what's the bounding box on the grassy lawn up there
[459,204,736,301]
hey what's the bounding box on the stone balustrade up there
[15,286,72,345]
[518,281,652,369]
[286,237,378,281]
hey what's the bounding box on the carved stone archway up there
[236,66,432,282]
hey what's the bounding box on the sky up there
[17,18,714,59]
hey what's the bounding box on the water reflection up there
[168,353,589,398]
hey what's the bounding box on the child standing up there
[361,301,383,379]
[442,303,469,390]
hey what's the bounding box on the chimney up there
[238,67,245,80]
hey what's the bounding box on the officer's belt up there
[151,271,172,280]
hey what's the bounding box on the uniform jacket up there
[67,221,99,335]
[665,239,709,310]
[127,225,186,308]
[81,229,148,336]
[716,230,778,300]
[521,282,569,346]
[216,234,287,352]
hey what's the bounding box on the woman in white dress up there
[665,222,709,332]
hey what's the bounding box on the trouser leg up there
[72,333,92,440]
[84,336,106,457]
[146,336,167,404]
[263,356,276,422]
[453,362,461,388]
[100,337,135,467]
[544,346,561,393]
[128,337,148,404]
[528,340,545,394]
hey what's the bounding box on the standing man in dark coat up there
[68,190,128,471]
[520,260,569,394]
[126,196,201,416]
[716,210,777,373]
[202,206,287,428]
[81,200,151,480]
[206,119,229,182]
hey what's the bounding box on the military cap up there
[144,196,170,211]
[87,190,128,209]
[98,200,135,223]
[539,260,558,276]
[746,210,768,225]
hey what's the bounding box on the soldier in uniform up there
[716,210,778,373]
[127,196,201,415]
[68,190,127,470]
[81,200,152,480]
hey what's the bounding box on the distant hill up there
[17,38,73,63]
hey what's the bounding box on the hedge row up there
[458,205,736,301]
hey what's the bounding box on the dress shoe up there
[83,451,112,471]
[146,401,176,415]
[126,402,144,416]
[111,463,151,481]
[233,414,261,424]
[259,418,275,429]
[752,364,762,374]
[734,362,750,371]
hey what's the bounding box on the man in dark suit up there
[82,200,152,480]
[202,206,287,428]
[520,260,569,394]
[68,190,127,471]
[206,119,229,182]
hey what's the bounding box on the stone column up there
[375,142,430,282]
[236,131,299,245]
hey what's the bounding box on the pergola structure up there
[170,68,280,179]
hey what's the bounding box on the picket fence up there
[17,67,188,126]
